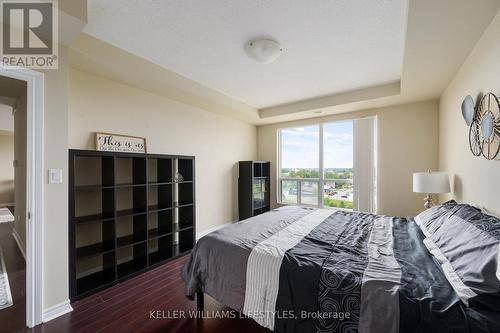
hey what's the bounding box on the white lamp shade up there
[413,171,450,194]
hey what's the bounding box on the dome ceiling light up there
[244,38,283,64]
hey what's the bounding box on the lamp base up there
[424,194,435,209]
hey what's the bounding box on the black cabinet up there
[238,161,271,220]
[69,149,195,301]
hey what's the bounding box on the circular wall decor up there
[476,93,500,160]
[469,119,482,156]
[481,112,494,140]
[461,95,476,126]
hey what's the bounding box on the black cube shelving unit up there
[238,161,271,220]
[69,149,195,301]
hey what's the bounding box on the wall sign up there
[95,132,147,153]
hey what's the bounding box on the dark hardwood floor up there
[0,214,28,333]
[1,235,268,333]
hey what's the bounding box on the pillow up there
[417,202,500,311]
[414,200,457,237]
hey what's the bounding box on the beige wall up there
[42,45,70,309]
[257,100,439,217]
[439,11,500,216]
[68,68,257,232]
[0,134,14,205]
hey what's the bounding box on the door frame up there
[0,65,44,327]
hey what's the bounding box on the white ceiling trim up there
[259,81,400,118]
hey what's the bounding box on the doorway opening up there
[0,66,44,328]
[0,75,27,331]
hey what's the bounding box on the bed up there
[182,202,500,332]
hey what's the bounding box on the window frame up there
[277,121,355,209]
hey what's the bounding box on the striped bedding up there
[181,206,500,332]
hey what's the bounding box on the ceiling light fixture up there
[244,38,283,64]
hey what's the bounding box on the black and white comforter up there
[182,206,500,332]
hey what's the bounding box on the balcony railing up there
[279,178,353,209]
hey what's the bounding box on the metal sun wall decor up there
[462,92,500,160]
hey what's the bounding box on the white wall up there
[0,134,14,205]
[68,68,257,232]
[439,10,500,216]
[257,100,439,217]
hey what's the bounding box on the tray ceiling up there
[84,0,408,109]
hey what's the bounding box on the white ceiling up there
[84,0,408,109]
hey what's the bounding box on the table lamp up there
[413,171,450,209]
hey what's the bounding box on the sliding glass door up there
[278,117,376,212]
[323,121,354,209]
[279,125,320,206]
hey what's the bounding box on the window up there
[278,118,376,212]
[279,125,320,206]
[323,121,354,209]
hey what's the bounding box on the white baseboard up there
[42,300,73,323]
[196,221,234,240]
[11,228,26,260]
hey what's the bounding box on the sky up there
[281,121,353,169]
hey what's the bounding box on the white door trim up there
[0,65,44,328]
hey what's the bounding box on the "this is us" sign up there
[95,132,147,153]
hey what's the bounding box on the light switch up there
[48,169,63,184]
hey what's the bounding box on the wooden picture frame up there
[95,132,147,153]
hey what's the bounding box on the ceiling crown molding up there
[259,82,400,119]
